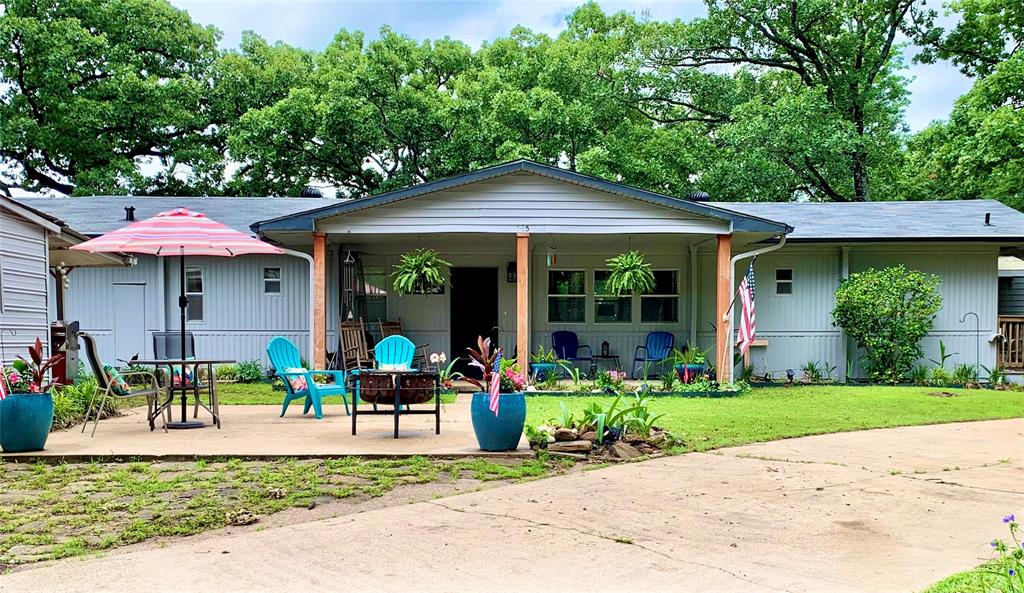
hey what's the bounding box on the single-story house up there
[0,196,131,365]
[20,160,1024,381]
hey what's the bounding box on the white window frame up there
[262,266,283,296]
[547,269,586,324]
[640,269,681,324]
[593,269,632,324]
[362,267,389,323]
[775,268,794,296]
[185,266,205,323]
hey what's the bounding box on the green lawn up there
[218,383,1024,453]
[524,385,1024,452]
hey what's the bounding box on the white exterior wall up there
[0,209,51,361]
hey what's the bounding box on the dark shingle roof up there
[707,199,1024,242]
[15,196,332,236]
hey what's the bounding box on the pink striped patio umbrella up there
[71,209,282,425]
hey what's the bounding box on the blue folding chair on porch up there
[267,337,349,418]
[631,331,675,378]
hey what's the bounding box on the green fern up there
[604,250,655,295]
[392,249,452,295]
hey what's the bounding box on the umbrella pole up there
[179,251,187,424]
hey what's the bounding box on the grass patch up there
[0,455,570,567]
[216,382,456,405]
[525,385,1024,452]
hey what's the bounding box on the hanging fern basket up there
[392,248,452,295]
[605,250,655,295]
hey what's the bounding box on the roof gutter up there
[725,233,788,382]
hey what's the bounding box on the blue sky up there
[172,0,970,132]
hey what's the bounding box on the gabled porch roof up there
[251,160,793,235]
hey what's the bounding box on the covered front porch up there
[251,161,792,382]
[318,232,747,380]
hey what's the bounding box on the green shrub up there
[215,364,237,381]
[234,360,264,383]
[50,378,118,430]
[832,265,942,383]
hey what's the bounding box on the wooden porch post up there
[313,232,327,369]
[516,232,530,371]
[716,234,732,383]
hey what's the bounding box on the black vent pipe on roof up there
[985,212,992,226]
[688,190,711,202]
[124,205,136,221]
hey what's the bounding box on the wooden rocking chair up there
[378,319,430,369]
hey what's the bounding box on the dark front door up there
[450,267,499,379]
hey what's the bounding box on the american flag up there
[738,263,757,356]
[489,348,503,416]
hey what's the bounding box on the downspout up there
[839,246,850,382]
[280,247,316,361]
[727,234,788,382]
[689,244,698,345]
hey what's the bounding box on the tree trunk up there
[851,102,869,202]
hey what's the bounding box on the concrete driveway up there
[3,419,1021,593]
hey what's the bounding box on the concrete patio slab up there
[0,396,530,460]
[2,419,1021,592]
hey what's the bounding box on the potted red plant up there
[465,336,527,451]
[1,338,65,452]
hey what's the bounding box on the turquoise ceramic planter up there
[470,392,526,451]
[0,392,54,453]
[674,363,706,382]
[529,362,556,381]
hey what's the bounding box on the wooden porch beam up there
[516,232,530,371]
[313,232,327,369]
[716,234,731,383]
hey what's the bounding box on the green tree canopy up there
[0,0,220,195]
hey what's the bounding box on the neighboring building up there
[21,160,1024,378]
[0,196,129,364]
[16,197,331,366]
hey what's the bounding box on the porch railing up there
[997,316,1024,370]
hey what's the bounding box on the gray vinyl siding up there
[316,173,732,235]
[692,243,999,378]
[60,254,312,367]
[848,245,998,372]
[0,209,51,360]
[695,247,844,377]
[57,256,163,364]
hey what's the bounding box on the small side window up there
[263,267,282,294]
[775,268,793,295]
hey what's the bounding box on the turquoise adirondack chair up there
[267,337,349,418]
[373,335,417,368]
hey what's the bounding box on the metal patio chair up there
[551,331,593,375]
[80,332,166,435]
[631,331,675,378]
[152,330,217,422]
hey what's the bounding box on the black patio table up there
[351,368,441,439]
[135,358,233,429]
